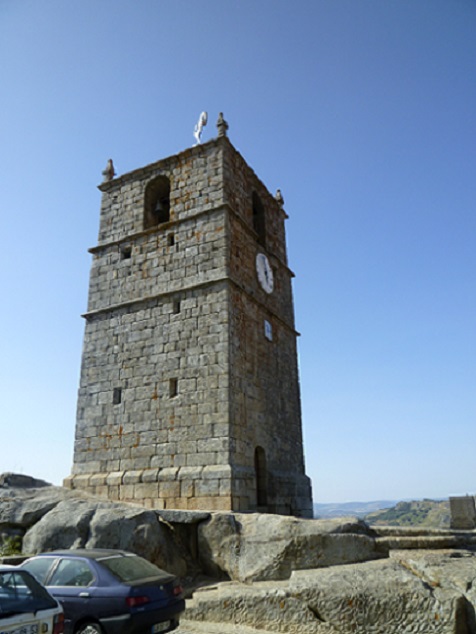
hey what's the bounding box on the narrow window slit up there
[169,378,178,398]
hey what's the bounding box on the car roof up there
[32,549,137,560]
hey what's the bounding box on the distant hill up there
[314,499,451,528]
[365,499,450,528]
[314,500,396,519]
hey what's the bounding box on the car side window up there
[22,558,56,585]
[49,559,94,587]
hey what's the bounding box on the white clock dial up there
[256,253,274,294]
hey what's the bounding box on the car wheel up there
[75,622,103,634]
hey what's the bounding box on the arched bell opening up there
[144,176,171,228]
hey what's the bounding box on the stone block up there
[134,482,159,500]
[172,454,187,467]
[123,470,143,485]
[91,485,109,498]
[107,485,120,500]
[106,471,125,486]
[150,455,174,469]
[197,438,228,453]
[62,476,74,489]
[160,467,179,481]
[219,479,232,496]
[195,479,220,497]
[141,468,160,483]
[178,466,203,480]
[119,484,135,500]
[450,496,476,529]
[186,452,217,467]
[73,474,92,489]
[189,496,233,511]
[159,481,181,499]
[165,497,190,510]
[180,480,194,498]
[202,465,232,480]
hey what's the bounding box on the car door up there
[46,558,96,634]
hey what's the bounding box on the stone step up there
[177,620,273,634]
[182,582,331,634]
[376,534,476,551]
[373,526,476,538]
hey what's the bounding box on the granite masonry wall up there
[66,132,312,517]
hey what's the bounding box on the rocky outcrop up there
[185,551,476,632]
[3,474,476,633]
[0,477,199,578]
[21,499,189,576]
[0,479,78,529]
[197,512,382,582]
[0,473,50,489]
[0,475,383,582]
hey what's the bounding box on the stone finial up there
[275,189,284,208]
[216,112,229,137]
[102,159,116,182]
[194,111,208,145]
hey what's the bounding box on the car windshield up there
[0,570,57,618]
[98,555,169,582]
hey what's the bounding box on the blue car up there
[20,549,185,634]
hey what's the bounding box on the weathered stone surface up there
[22,499,98,552]
[158,510,211,524]
[187,581,328,633]
[376,534,476,552]
[390,548,476,623]
[5,477,476,633]
[88,504,188,576]
[0,481,87,530]
[22,499,188,577]
[288,560,463,633]
[198,513,382,582]
[0,474,50,488]
[2,478,203,578]
[186,555,476,633]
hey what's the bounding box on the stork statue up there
[193,111,208,145]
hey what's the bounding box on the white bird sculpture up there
[194,111,208,145]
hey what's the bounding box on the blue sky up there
[1,0,475,503]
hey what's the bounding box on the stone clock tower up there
[65,115,313,517]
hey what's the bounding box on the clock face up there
[256,253,274,294]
